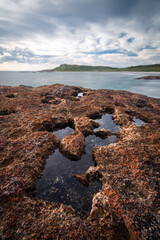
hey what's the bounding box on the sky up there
[0,0,160,70]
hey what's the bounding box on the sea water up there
[0,71,160,98]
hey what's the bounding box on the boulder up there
[60,130,85,159]
[74,116,99,135]
[73,166,102,186]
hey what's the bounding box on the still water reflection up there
[54,126,74,140]
[93,113,120,133]
[36,114,119,217]
[132,117,146,127]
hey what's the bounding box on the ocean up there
[0,71,160,98]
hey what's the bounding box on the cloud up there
[1,0,160,39]
[119,33,127,38]
[0,47,56,64]
[139,45,157,51]
[0,46,6,55]
[0,0,160,70]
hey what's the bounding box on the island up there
[0,84,160,240]
[41,63,160,72]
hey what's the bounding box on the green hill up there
[43,64,117,72]
[122,64,160,72]
[41,64,160,72]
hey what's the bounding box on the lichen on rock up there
[60,130,85,159]
[0,84,160,240]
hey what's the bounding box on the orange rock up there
[60,130,85,159]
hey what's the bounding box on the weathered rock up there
[136,75,160,80]
[89,192,130,240]
[60,130,85,159]
[74,116,99,135]
[113,106,131,126]
[0,84,160,240]
[93,124,160,240]
[73,166,101,186]
[95,128,112,138]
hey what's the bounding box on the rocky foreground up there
[0,84,160,240]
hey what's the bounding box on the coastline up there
[0,71,160,99]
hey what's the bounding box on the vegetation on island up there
[41,64,160,72]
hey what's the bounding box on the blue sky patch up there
[119,32,127,38]
[139,45,157,51]
[127,38,135,43]
[83,49,138,57]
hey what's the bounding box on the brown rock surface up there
[60,130,85,159]
[73,166,101,186]
[136,75,160,80]
[0,84,160,239]
[74,116,99,135]
[93,124,160,239]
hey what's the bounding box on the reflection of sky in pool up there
[93,113,120,133]
[54,126,74,140]
[132,117,146,127]
[77,92,83,98]
[36,118,118,217]
[86,135,117,148]
[36,149,101,217]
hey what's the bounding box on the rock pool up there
[36,114,119,217]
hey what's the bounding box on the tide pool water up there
[0,71,160,98]
[36,115,119,217]
[93,113,121,133]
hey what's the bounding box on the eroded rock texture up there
[0,84,160,240]
[60,130,85,159]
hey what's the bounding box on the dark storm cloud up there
[40,0,160,33]
[0,0,160,40]
[0,12,58,41]
[35,0,159,25]
[0,0,159,68]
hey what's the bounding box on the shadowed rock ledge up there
[136,75,160,80]
[0,84,160,240]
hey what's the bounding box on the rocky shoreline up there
[136,76,160,80]
[0,84,160,240]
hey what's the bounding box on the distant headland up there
[41,63,160,72]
